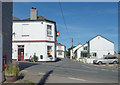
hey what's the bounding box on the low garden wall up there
[79,58,96,64]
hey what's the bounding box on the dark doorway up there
[18,45,24,61]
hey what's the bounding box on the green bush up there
[72,57,75,59]
[5,62,20,76]
[48,54,52,57]
[33,53,38,61]
[87,53,91,58]
[79,57,84,59]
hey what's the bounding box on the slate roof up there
[56,43,65,46]
[13,17,20,20]
[13,16,56,23]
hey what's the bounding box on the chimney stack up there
[30,7,38,20]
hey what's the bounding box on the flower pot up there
[5,75,18,82]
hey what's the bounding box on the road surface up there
[18,58,118,83]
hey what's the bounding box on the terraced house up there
[12,7,58,61]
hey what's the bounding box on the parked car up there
[93,56,118,65]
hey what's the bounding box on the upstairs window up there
[83,46,87,50]
[47,25,52,36]
[58,46,61,50]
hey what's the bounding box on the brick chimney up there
[30,7,38,20]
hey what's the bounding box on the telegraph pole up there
[72,38,73,59]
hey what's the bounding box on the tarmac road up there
[18,58,118,83]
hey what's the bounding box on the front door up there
[18,45,24,61]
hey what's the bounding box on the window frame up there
[47,25,52,36]
[93,52,97,57]
[83,46,88,50]
[58,51,62,55]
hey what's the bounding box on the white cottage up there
[12,7,58,61]
[70,43,82,59]
[56,43,66,58]
[74,35,114,61]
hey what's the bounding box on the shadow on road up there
[37,70,53,85]
[55,58,61,62]
[18,62,38,71]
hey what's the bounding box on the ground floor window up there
[58,51,62,55]
[40,55,43,59]
[93,53,97,57]
[47,46,52,57]
[81,52,88,57]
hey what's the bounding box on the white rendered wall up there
[77,43,88,60]
[70,44,82,59]
[12,42,55,61]
[13,21,55,41]
[56,45,65,58]
[77,36,114,60]
[12,21,56,61]
[90,36,114,59]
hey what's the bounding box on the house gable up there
[89,35,114,44]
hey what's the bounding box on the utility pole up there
[72,38,73,59]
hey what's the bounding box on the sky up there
[13,2,118,52]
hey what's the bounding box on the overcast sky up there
[13,2,118,52]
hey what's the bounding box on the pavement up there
[3,58,119,84]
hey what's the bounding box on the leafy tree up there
[66,46,76,56]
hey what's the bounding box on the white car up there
[93,56,118,65]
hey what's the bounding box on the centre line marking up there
[68,77,86,81]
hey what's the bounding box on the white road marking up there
[112,70,118,72]
[38,72,45,75]
[101,69,108,71]
[68,77,86,81]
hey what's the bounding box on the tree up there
[66,46,76,57]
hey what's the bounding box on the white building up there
[70,43,82,59]
[73,35,114,61]
[56,43,66,58]
[12,7,58,61]
[0,1,13,83]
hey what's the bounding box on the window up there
[83,46,87,50]
[40,55,43,59]
[22,24,29,37]
[108,56,117,59]
[81,52,88,57]
[104,57,108,59]
[93,53,97,57]
[58,51,62,55]
[47,46,52,54]
[47,25,52,36]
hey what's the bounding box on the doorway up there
[18,45,24,61]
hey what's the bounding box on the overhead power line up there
[58,0,69,33]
